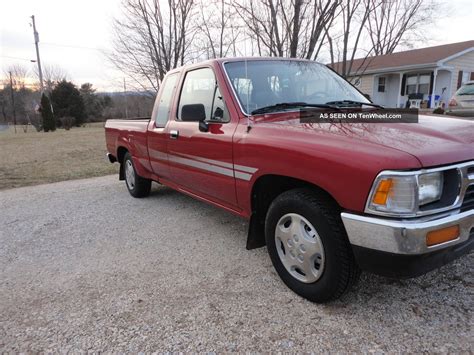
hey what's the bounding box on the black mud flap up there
[119,163,125,180]
[246,212,266,250]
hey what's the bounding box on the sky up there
[1,0,473,92]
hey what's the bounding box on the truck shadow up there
[147,184,473,310]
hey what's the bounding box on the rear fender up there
[118,153,151,181]
[131,156,152,179]
[116,130,153,180]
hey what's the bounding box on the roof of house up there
[331,40,474,75]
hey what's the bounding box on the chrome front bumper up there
[341,209,474,255]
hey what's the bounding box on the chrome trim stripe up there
[178,152,234,170]
[234,164,258,173]
[148,148,168,161]
[146,147,259,180]
[234,171,252,181]
[169,154,235,178]
[163,151,258,181]
[341,209,474,255]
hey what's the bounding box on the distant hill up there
[98,91,155,97]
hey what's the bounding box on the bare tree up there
[34,63,68,92]
[366,0,437,55]
[328,0,440,77]
[3,64,29,89]
[108,0,441,90]
[194,0,241,59]
[0,65,39,127]
[110,0,196,92]
[233,0,340,59]
[326,0,379,77]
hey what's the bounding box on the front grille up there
[461,185,474,212]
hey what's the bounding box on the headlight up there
[366,171,444,216]
[418,172,443,205]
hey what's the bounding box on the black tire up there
[265,188,360,303]
[123,152,151,198]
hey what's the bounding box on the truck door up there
[167,66,238,208]
[147,72,179,180]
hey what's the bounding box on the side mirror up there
[181,103,208,132]
[181,104,206,122]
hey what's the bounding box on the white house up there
[331,40,474,108]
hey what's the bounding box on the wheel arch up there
[246,174,341,250]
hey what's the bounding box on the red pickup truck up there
[105,58,474,303]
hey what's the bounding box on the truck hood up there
[255,114,474,167]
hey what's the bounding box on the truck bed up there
[105,118,151,162]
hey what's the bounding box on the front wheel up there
[123,152,151,198]
[265,188,360,303]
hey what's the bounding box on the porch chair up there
[408,93,424,109]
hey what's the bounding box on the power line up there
[0,55,35,62]
[41,42,109,52]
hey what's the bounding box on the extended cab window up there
[178,68,229,122]
[155,73,178,127]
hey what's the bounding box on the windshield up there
[224,60,370,114]
[456,83,474,95]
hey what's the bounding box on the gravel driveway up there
[1,175,472,352]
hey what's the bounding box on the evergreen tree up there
[40,93,55,132]
[51,80,85,126]
[80,83,103,119]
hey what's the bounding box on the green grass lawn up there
[0,123,118,190]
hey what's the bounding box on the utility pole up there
[123,78,128,119]
[9,72,17,133]
[31,15,44,92]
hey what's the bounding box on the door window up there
[155,73,179,127]
[178,68,215,121]
[210,87,230,123]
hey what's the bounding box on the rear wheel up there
[123,152,151,198]
[265,188,360,303]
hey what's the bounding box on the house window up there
[406,75,418,95]
[377,77,386,92]
[418,74,430,94]
[405,73,431,95]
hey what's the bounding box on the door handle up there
[170,130,179,139]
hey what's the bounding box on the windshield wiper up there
[251,102,341,115]
[325,100,384,109]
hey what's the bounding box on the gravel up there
[0,175,473,352]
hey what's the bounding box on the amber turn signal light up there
[426,225,460,247]
[372,178,393,205]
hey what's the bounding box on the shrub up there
[18,116,29,133]
[29,114,43,132]
[59,116,76,130]
[432,107,445,115]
